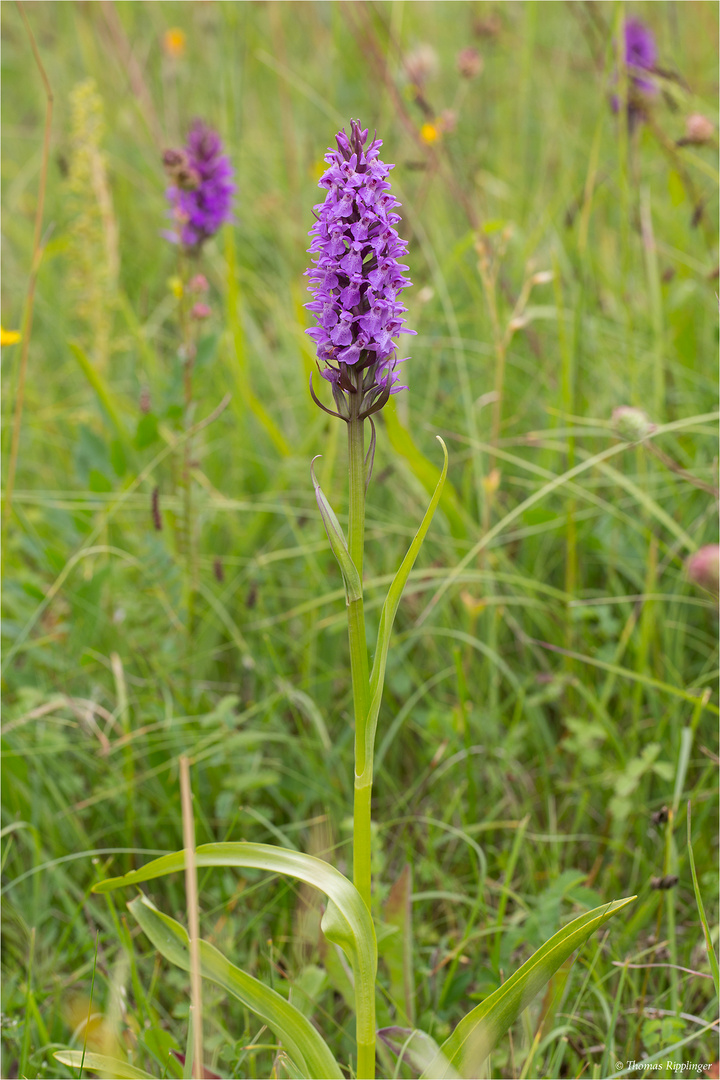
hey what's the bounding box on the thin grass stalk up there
[19,926,36,1080]
[553,253,578,698]
[111,652,135,863]
[2,395,230,673]
[639,186,665,420]
[179,756,204,1080]
[177,256,198,696]
[3,2,53,546]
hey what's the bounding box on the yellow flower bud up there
[1,326,21,346]
[163,28,186,59]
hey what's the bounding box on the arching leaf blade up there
[421,896,635,1079]
[363,437,448,776]
[128,894,342,1080]
[53,1051,154,1079]
[92,841,376,1066]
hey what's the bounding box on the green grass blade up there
[421,896,635,1079]
[363,437,448,776]
[68,339,131,451]
[672,727,694,816]
[686,804,719,996]
[383,405,467,538]
[93,842,377,1066]
[224,230,291,457]
[311,458,362,603]
[53,1051,155,1079]
[416,413,719,626]
[378,1027,460,1079]
[128,894,343,1080]
[381,863,415,1026]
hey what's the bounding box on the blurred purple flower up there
[305,120,415,421]
[163,120,234,251]
[624,18,657,94]
[612,18,657,117]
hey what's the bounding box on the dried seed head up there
[163,147,188,171]
[456,47,483,79]
[438,109,458,134]
[473,14,502,38]
[404,44,439,89]
[174,165,201,191]
[188,273,209,294]
[151,486,162,531]
[650,874,679,890]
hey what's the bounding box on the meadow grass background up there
[1,2,718,1077]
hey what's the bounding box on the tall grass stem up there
[179,756,204,1080]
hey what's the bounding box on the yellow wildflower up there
[163,28,186,59]
[1,326,21,346]
[420,122,439,145]
[482,468,501,495]
[167,276,184,299]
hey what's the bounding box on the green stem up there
[347,411,371,899]
[346,401,375,1078]
[178,256,197,700]
[357,1039,375,1080]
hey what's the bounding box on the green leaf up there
[135,413,160,450]
[127,895,342,1080]
[68,340,131,452]
[421,896,635,1079]
[381,863,415,1025]
[379,1027,460,1078]
[311,458,362,604]
[279,679,331,751]
[362,437,448,778]
[687,805,719,996]
[89,467,113,493]
[668,169,685,206]
[383,404,467,538]
[93,841,376,1066]
[110,437,128,477]
[53,1051,155,1079]
[224,229,291,456]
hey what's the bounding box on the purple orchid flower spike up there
[163,120,235,252]
[305,120,415,422]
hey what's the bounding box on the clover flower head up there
[163,120,234,252]
[684,113,714,145]
[686,544,720,594]
[612,405,655,443]
[404,44,439,89]
[305,120,415,421]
